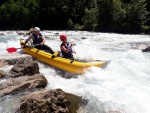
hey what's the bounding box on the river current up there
[0,31,150,113]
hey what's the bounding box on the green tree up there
[67,19,74,29]
[82,7,98,30]
[97,0,125,32]
[123,0,149,33]
[145,0,150,26]
[38,0,70,29]
[0,0,40,29]
[0,0,20,29]
[0,0,149,33]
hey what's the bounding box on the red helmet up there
[60,34,67,41]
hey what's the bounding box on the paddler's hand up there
[71,43,75,47]
[40,43,44,46]
[21,43,25,48]
[69,42,76,45]
[73,51,76,54]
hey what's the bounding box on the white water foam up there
[0,31,150,113]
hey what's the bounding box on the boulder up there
[0,54,32,66]
[9,61,39,78]
[17,89,82,113]
[0,70,6,78]
[0,74,47,97]
[5,56,32,65]
[0,60,8,67]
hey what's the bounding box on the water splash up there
[0,31,150,113]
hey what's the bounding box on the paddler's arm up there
[40,38,45,46]
[61,45,72,53]
[24,39,29,45]
[21,36,33,47]
[21,39,29,48]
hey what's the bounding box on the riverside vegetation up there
[0,0,150,34]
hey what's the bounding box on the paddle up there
[6,47,20,53]
[6,44,40,53]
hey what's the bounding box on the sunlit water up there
[0,31,150,113]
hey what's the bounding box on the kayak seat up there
[51,51,61,58]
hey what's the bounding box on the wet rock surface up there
[0,74,47,97]
[142,46,150,52]
[9,61,39,78]
[0,70,6,78]
[0,59,84,113]
[0,54,32,66]
[17,89,82,113]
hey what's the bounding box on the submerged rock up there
[142,46,150,52]
[0,33,5,35]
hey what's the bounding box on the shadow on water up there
[55,69,78,79]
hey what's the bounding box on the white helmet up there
[34,27,40,31]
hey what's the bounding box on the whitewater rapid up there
[0,31,150,113]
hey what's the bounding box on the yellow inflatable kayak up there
[20,39,110,74]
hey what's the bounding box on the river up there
[0,31,150,113]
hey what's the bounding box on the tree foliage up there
[82,0,98,30]
[0,0,149,33]
[97,0,149,33]
[123,0,149,33]
[97,0,126,32]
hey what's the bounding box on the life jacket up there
[61,43,72,57]
[33,33,43,45]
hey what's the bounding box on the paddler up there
[22,27,55,54]
[60,34,76,60]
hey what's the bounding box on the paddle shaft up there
[72,46,75,51]
[17,44,41,49]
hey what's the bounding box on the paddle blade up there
[6,47,17,53]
